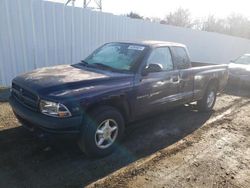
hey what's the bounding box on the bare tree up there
[201,15,227,33]
[125,8,250,39]
[200,14,250,39]
[226,14,250,38]
[163,8,193,28]
[127,12,143,19]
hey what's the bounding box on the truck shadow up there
[0,105,212,188]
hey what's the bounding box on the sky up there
[49,0,250,20]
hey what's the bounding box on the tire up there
[78,106,125,158]
[197,83,217,112]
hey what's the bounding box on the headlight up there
[40,100,72,118]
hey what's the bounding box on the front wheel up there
[78,106,125,158]
[197,84,217,112]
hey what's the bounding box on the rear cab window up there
[171,46,191,69]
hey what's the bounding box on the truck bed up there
[191,61,226,67]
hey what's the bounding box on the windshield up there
[83,43,146,72]
[234,54,250,65]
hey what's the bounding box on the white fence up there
[1,0,250,86]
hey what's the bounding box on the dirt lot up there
[0,86,250,188]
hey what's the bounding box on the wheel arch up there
[83,95,130,124]
[206,77,219,91]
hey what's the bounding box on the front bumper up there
[9,96,82,135]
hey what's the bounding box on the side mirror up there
[142,63,163,76]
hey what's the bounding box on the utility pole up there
[83,0,87,8]
[65,0,75,7]
[83,0,102,11]
[65,0,102,63]
[66,0,102,11]
[65,0,76,64]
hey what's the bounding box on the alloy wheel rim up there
[207,91,215,108]
[95,119,118,149]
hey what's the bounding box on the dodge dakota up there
[9,41,228,157]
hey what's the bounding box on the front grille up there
[12,83,39,111]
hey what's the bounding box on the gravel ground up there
[0,87,250,188]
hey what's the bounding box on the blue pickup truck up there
[9,41,228,157]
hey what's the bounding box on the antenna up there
[66,0,102,11]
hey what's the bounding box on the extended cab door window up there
[171,46,193,103]
[147,47,174,71]
[171,47,191,69]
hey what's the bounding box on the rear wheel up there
[197,83,217,112]
[78,106,125,158]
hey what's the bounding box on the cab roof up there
[114,40,186,48]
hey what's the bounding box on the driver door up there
[134,47,180,117]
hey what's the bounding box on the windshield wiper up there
[80,61,122,72]
[92,63,117,71]
[80,60,89,66]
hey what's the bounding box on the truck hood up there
[13,64,134,99]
